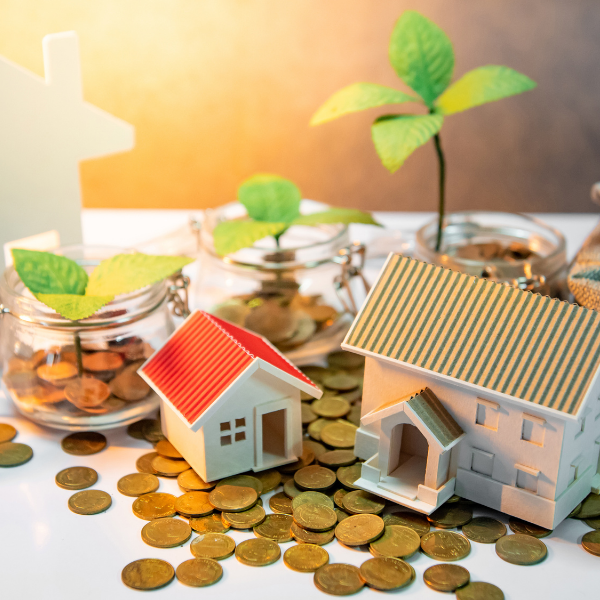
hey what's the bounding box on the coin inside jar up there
[82,351,124,373]
[284,544,329,572]
[65,377,110,408]
[235,537,281,567]
[0,442,33,467]
[495,534,547,565]
[208,485,258,512]
[55,466,98,490]
[61,431,107,456]
[175,491,214,517]
[370,525,421,558]
[121,558,174,591]
[423,564,470,592]
[314,563,364,596]
[190,533,236,560]
[132,492,177,520]
[420,531,471,561]
[456,581,505,600]
[109,366,150,401]
[68,489,112,515]
[254,513,294,542]
[37,362,78,386]
[360,557,415,591]
[335,514,385,546]
[141,517,192,548]
[462,517,507,543]
[176,558,223,587]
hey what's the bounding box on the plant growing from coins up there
[311,10,536,252]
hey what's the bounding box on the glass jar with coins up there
[0,245,188,430]
[194,202,369,363]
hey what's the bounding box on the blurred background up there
[1,0,599,213]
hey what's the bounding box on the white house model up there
[140,310,322,482]
[343,254,600,529]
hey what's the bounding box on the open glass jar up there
[194,202,369,364]
[0,246,188,431]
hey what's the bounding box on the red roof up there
[140,310,319,426]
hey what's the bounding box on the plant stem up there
[433,133,446,253]
[74,332,83,378]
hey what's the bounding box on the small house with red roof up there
[139,310,322,482]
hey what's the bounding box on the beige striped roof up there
[344,254,600,416]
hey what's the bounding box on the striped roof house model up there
[140,310,321,482]
[343,253,600,528]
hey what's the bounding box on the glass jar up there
[194,202,369,364]
[0,245,189,431]
[414,211,568,298]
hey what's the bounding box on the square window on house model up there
[235,431,246,442]
[235,418,246,428]
[471,448,494,477]
[515,464,539,494]
[521,414,545,446]
[475,398,499,430]
[220,422,231,432]
[220,435,232,446]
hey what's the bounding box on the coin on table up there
[142,518,192,548]
[178,469,215,492]
[335,514,385,546]
[495,534,547,565]
[280,447,316,474]
[176,558,223,587]
[320,422,357,449]
[283,478,302,498]
[295,465,337,492]
[254,513,294,542]
[222,504,266,529]
[420,531,471,561]
[318,450,357,468]
[176,491,214,517]
[577,494,600,519]
[336,508,351,523]
[284,544,329,572]
[270,492,293,514]
[323,373,359,392]
[255,469,282,494]
[303,440,327,459]
[293,491,334,511]
[0,442,33,467]
[61,431,106,455]
[291,521,335,545]
[508,517,552,538]
[423,564,470,593]
[142,419,165,443]
[569,503,582,518]
[384,511,430,537]
[55,466,98,490]
[117,473,159,497]
[581,530,600,556]
[37,362,78,386]
[585,517,600,530]
[154,439,182,459]
[311,397,351,419]
[370,525,420,558]
[236,537,281,567]
[64,378,110,408]
[462,517,507,544]
[314,563,364,596]
[294,503,338,532]
[68,489,112,515]
[456,582,505,600]
[152,455,190,477]
[427,504,473,529]
[336,463,362,490]
[217,474,263,495]
[342,490,385,515]
[209,485,257,512]
[190,532,236,560]
[308,418,333,441]
[121,558,174,591]
[136,452,159,474]
[360,557,414,591]
[127,419,154,440]
[132,492,177,520]
[334,489,348,509]
[0,423,17,443]
[302,403,317,425]
[190,514,230,534]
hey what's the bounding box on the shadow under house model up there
[343,254,600,529]
[139,311,322,483]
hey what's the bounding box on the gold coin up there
[420,531,471,561]
[427,504,473,529]
[132,492,177,520]
[462,517,507,543]
[152,455,190,477]
[270,491,293,514]
[456,582,505,600]
[303,440,327,459]
[320,421,357,448]
[0,442,33,467]
[136,452,159,474]
[302,403,318,425]
[142,419,165,443]
[370,525,421,558]
[569,503,583,518]
[360,557,415,591]
[222,504,266,529]
[64,377,110,408]
[336,508,351,523]
[495,534,547,565]
[294,465,337,492]
[584,517,600,529]
[292,491,334,511]
[178,469,215,492]
[327,351,365,370]
[55,466,98,490]
[154,439,183,459]
[294,503,338,532]
[342,490,385,515]
[283,478,302,498]
[284,544,329,572]
[336,464,362,490]
[334,489,348,509]
[311,397,351,419]
[190,514,230,534]
[508,517,552,538]
[37,362,78,386]
[323,373,359,391]
[308,418,334,441]
[582,530,600,556]
[141,517,192,548]
[121,558,174,591]
[255,469,282,493]
[318,450,356,468]
[335,514,385,546]
[109,367,150,401]
[127,419,154,440]
[82,351,124,373]
[209,484,258,512]
[68,489,112,515]
[254,513,294,542]
[384,511,430,537]
[291,521,336,545]
[576,494,600,519]
[117,473,159,497]
[280,447,316,474]
[61,432,107,456]
[176,558,223,587]
[423,564,470,592]
[0,423,17,443]
[175,491,214,517]
[217,474,263,495]
[190,532,236,560]
[235,537,281,567]
[314,563,364,596]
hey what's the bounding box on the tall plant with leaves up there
[311,11,536,251]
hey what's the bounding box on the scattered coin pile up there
[453,240,537,263]
[0,422,33,467]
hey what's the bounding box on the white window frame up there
[471,447,494,477]
[521,413,546,447]
[475,397,500,431]
[515,463,540,494]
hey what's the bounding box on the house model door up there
[254,398,292,469]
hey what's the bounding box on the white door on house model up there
[254,398,292,469]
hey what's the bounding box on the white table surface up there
[2,210,600,600]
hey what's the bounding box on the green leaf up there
[11,249,88,295]
[572,267,600,282]
[371,114,443,172]
[291,209,381,227]
[435,65,536,115]
[238,174,301,223]
[389,11,455,107]
[86,253,194,297]
[34,293,114,321]
[213,220,288,256]
[310,83,417,125]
